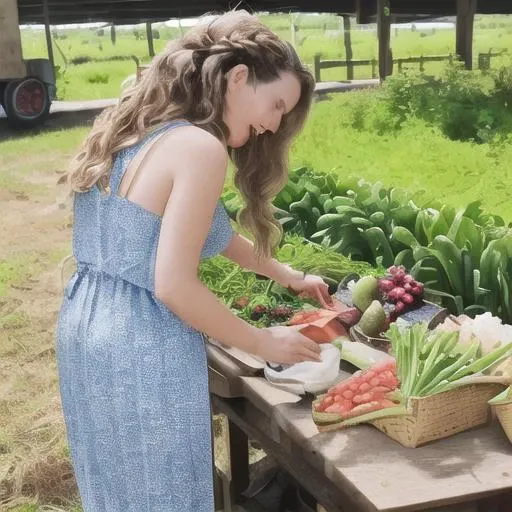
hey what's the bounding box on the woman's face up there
[223,65,302,148]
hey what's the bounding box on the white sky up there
[20,16,455,31]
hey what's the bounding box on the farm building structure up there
[3,0,512,128]
[16,0,512,79]
[16,0,512,25]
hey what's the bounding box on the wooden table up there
[207,344,512,512]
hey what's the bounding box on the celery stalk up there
[418,341,480,396]
[403,323,425,398]
[410,331,456,397]
[445,341,512,383]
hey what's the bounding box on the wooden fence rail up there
[313,51,506,82]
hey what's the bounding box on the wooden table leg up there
[228,416,250,503]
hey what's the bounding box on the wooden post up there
[377,0,392,81]
[456,0,476,70]
[290,13,297,48]
[42,0,55,72]
[371,58,377,78]
[342,15,354,80]
[227,419,249,503]
[356,0,374,24]
[110,24,116,46]
[314,54,321,82]
[146,22,154,57]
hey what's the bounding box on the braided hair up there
[68,10,315,258]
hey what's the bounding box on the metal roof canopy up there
[17,0,512,25]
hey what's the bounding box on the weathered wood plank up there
[213,395,362,512]
[208,365,244,398]
[274,397,512,511]
[342,15,353,80]
[236,376,512,512]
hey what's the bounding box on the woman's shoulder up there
[164,122,227,164]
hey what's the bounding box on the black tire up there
[0,83,6,112]
[3,77,51,129]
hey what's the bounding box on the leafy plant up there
[222,167,512,322]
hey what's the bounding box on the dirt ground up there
[0,158,79,508]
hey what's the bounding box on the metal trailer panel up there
[0,0,26,80]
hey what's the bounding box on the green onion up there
[385,322,512,400]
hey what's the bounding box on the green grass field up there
[20,13,512,100]
[291,92,512,221]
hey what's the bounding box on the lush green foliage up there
[291,84,512,223]
[223,165,512,321]
[381,63,512,143]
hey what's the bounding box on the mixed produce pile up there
[199,235,379,328]
[313,359,400,418]
[224,167,512,324]
[202,232,512,442]
[313,322,512,430]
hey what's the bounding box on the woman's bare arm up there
[153,128,267,353]
[221,232,303,287]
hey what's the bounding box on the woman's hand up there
[256,325,321,364]
[288,273,334,309]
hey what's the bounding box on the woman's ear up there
[226,64,249,92]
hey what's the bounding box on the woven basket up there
[371,382,506,448]
[489,387,512,444]
[494,402,512,443]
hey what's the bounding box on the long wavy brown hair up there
[68,10,315,258]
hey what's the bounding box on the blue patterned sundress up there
[56,120,233,511]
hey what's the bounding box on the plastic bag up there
[264,343,341,394]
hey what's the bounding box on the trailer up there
[0,0,55,128]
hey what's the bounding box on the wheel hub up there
[14,79,46,118]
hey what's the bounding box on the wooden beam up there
[342,15,354,80]
[227,416,249,503]
[356,0,375,24]
[456,0,477,70]
[146,21,154,57]
[42,0,55,72]
[377,0,392,81]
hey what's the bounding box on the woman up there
[57,10,332,512]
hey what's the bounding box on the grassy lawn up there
[292,92,512,222]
